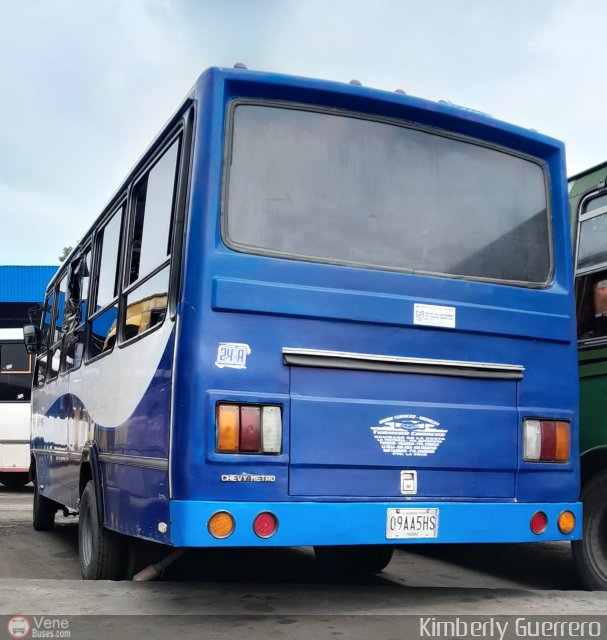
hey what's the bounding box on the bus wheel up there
[33,480,56,531]
[572,469,607,590]
[314,545,394,575]
[78,481,127,580]
[0,472,30,488]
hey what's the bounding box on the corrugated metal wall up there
[0,266,57,303]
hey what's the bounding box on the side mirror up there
[23,325,42,355]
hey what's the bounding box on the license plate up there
[386,508,439,539]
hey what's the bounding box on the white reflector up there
[523,419,542,461]
[261,406,282,453]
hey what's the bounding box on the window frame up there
[575,188,607,277]
[46,276,67,383]
[124,133,182,290]
[85,201,126,365]
[221,98,555,289]
[60,241,93,376]
[574,188,607,349]
[118,128,183,348]
[34,286,57,387]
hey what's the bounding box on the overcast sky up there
[1,0,606,265]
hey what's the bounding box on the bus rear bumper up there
[168,500,583,547]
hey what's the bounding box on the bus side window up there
[64,248,91,373]
[576,272,607,342]
[87,207,123,360]
[34,290,55,387]
[123,136,181,342]
[48,276,67,380]
[41,291,55,350]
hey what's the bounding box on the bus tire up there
[0,472,30,488]
[33,479,57,531]
[572,469,607,590]
[78,480,127,580]
[314,545,394,575]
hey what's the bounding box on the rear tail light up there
[523,419,570,462]
[261,406,282,453]
[253,512,278,538]
[216,403,282,454]
[217,405,240,452]
[208,511,235,538]
[555,422,571,461]
[558,510,576,535]
[239,406,261,452]
[530,511,548,534]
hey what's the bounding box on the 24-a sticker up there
[215,342,251,369]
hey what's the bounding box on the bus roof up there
[569,160,607,183]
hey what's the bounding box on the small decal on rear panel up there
[413,303,456,328]
[371,414,448,457]
[215,342,251,369]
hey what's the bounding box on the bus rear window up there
[1,343,30,373]
[225,104,551,285]
[0,342,31,402]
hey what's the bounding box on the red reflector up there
[253,512,278,538]
[540,421,556,461]
[530,511,548,535]
[239,406,261,452]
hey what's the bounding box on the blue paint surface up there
[170,500,583,547]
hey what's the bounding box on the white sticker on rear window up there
[371,414,448,457]
[413,303,456,328]
[215,342,251,369]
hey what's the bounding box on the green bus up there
[569,161,607,589]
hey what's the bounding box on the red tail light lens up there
[239,406,261,452]
[539,421,556,460]
[253,512,278,538]
[530,511,548,534]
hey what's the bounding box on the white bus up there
[0,328,32,487]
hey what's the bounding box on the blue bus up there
[24,66,582,580]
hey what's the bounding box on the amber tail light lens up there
[208,511,235,538]
[217,404,240,452]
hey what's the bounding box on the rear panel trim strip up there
[283,348,524,380]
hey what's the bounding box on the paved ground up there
[1,484,606,636]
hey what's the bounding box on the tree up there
[58,246,73,263]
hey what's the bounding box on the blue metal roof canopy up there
[0,266,57,303]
